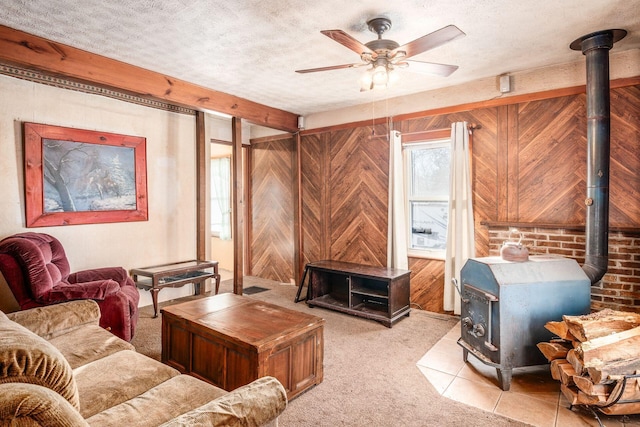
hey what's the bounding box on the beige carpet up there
[131,276,527,427]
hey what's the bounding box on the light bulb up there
[387,68,398,86]
[371,65,388,86]
[360,69,373,91]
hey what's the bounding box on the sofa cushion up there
[85,374,227,427]
[74,349,181,418]
[7,299,101,340]
[49,324,134,369]
[0,383,88,427]
[0,311,79,411]
[159,376,287,427]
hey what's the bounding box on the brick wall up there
[487,225,640,313]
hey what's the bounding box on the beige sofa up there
[0,299,287,426]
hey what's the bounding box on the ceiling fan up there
[295,17,465,91]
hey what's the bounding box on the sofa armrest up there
[7,299,101,340]
[0,383,89,427]
[159,376,287,427]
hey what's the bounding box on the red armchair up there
[0,232,139,341]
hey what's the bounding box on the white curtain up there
[211,157,231,240]
[444,122,475,314]
[387,130,408,270]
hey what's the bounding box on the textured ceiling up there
[0,0,639,117]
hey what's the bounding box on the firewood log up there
[599,402,640,416]
[563,309,640,342]
[537,341,572,361]
[551,359,570,381]
[558,361,577,386]
[573,374,614,396]
[587,359,640,384]
[578,325,640,360]
[598,375,640,415]
[566,349,585,376]
[561,384,580,405]
[563,383,609,406]
[578,390,608,405]
[544,321,577,341]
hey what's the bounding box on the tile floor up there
[417,322,640,427]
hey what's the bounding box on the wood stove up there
[457,255,590,390]
[456,27,628,393]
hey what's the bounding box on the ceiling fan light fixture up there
[360,63,395,91]
[298,18,465,90]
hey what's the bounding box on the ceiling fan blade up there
[295,63,363,73]
[321,29,376,57]
[404,60,459,77]
[391,25,465,59]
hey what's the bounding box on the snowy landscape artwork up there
[24,122,148,227]
[43,139,136,212]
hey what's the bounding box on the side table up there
[131,260,220,317]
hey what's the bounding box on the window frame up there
[402,129,452,260]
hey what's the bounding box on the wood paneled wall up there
[328,127,389,266]
[248,136,295,283]
[250,83,640,313]
[610,86,640,225]
[299,133,328,265]
[300,124,389,268]
[397,85,639,312]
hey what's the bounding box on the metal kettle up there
[500,229,529,262]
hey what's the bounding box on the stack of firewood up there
[537,308,640,415]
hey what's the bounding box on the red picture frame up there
[24,122,148,227]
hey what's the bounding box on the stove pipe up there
[570,29,627,284]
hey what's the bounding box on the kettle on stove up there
[500,229,529,262]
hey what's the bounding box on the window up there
[405,139,451,257]
[210,156,231,240]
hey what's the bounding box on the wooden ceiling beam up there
[0,25,299,132]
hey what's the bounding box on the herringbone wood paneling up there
[409,258,445,313]
[250,137,295,283]
[517,95,588,223]
[290,84,640,314]
[328,127,389,266]
[300,133,324,265]
[610,86,640,226]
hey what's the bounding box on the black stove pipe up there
[570,29,627,284]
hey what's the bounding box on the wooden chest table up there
[161,293,324,400]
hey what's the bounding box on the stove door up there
[460,284,499,364]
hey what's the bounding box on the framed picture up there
[24,122,148,227]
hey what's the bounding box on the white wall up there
[0,74,199,308]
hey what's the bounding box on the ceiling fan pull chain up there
[372,96,375,135]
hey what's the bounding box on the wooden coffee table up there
[161,293,324,400]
